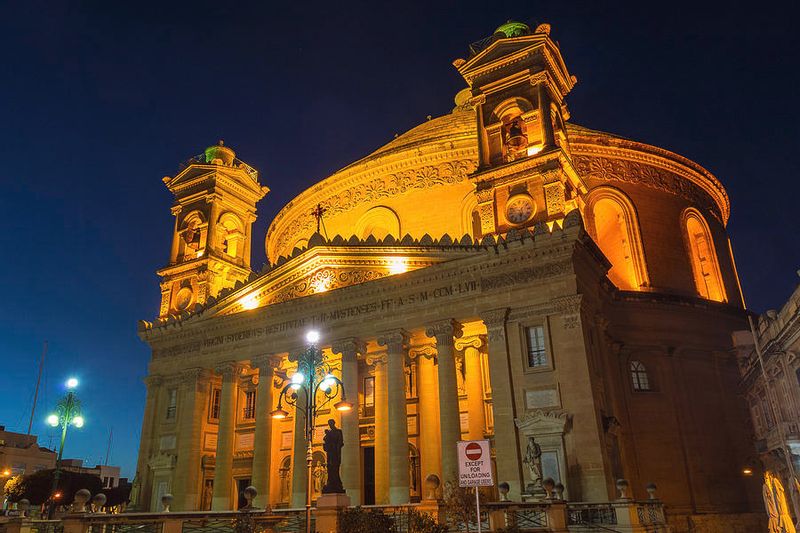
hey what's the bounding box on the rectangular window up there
[210,388,221,420]
[166,388,177,419]
[363,376,375,418]
[526,325,547,368]
[243,390,256,420]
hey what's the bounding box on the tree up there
[98,483,132,508]
[4,469,103,506]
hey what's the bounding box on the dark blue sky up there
[1,1,798,478]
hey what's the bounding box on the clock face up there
[506,195,535,225]
[175,287,193,311]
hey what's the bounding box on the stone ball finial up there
[542,478,556,499]
[616,479,630,500]
[161,493,173,512]
[242,486,258,509]
[646,483,658,500]
[72,489,91,513]
[554,482,565,501]
[424,474,441,500]
[18,499,30,515]
[92,493,107,513]
[497,482,510,502]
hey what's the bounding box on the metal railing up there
[567,503,617,526]
[178,155,259,182]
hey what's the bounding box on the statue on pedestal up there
[522,436,544,495]
[322,419,345,494]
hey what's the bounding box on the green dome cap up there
[494,20,531,38]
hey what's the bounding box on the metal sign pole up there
[475,487,481,533]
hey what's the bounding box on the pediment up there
[515,409,570,435]
[458,37,544,78]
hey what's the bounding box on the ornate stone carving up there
[543,181,565,216]
[378,329,410,352]
[454,335,485,352]
[214,361,240,379]
[550,294,582,315]
[365,352,388,367]
[515,410,570,435]
[425,319,464,344]
[573,154,722,222]
[272,159,478,258]
[480,260,572,290]
[331,338,367,362]
[408,342,437,362]
[250,354,281,373]
[269,268,387,304]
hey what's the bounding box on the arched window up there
[354,206,401,240]
[217,212,245,259]
[587,188,649,291]
[630,360,651,391]
[492,97,534,162]
[178,211,207,261]
[682,209,726,302]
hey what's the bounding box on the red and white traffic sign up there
[457,439,494,487]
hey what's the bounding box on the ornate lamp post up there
[46,378,84,518]
[271,331,352,533]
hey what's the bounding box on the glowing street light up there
[46,377,84,518]
[270,330,350,533]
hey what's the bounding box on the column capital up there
[408,342,437,362]
[250,354,281,373]
[214,361,241,379]
[378,329,410,351]
[143,375,163,388]
[480,307,509,329]
[331,337,367,361]
[454,334,486,352]
[180,367,211,386]
[425,319,463,344]
[365,351,388,367]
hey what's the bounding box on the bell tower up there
[454,21,587,236]
[157,141,269,318]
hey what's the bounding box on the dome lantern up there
[494,20,531,38]
[204,140,236,166]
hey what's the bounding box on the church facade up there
[133,21,762,528]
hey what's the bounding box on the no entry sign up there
[457,439,494,487]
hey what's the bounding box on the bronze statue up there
[322,419,345,494]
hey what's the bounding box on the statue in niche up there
[322,419,345,493]
[522,436,544,493]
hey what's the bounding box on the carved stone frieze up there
[480,260,572,290]
[515,409,571,435]
[269,267,387,305]
[550,294,582,315]
[573,154,722,222]
[272,159,478,257]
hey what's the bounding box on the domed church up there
[134,21,762,529]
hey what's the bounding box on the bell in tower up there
[156,141,269,318]
[454,21,587,236]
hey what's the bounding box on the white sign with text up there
[457,439,494,487]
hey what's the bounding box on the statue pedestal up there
[316,493,351,533]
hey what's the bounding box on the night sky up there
[1,1,798,479]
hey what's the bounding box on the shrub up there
[407,509,447,533]
[338,506,394,533]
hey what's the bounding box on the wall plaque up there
[525,388,560,409]
[236,432,255,451]
[159,435,176,451]
[204,432,218,451]
[281,431,293,450]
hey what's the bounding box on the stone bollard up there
[91,493,107,513]
[161,493,173,512]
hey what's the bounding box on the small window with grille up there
[525,325,548,368]
[243,390,256,420]
[630,360,651,391]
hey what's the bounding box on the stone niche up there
[515,409,570,500]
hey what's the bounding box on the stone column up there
[332,338,365,504]
[410,343,441,486]
[367,351,389,504]
[173,368,209,511]
[456,336,487,441]
[538,82,556,150]
[481,308,523,500]
[211,362,239,510]
[132,375,162,510]
[250,355,278,509]
[426,320,463,484]
[378,330,411,504]
[290,392,308,509]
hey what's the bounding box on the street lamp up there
[271,330,352,533]
[46,378,84,518]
